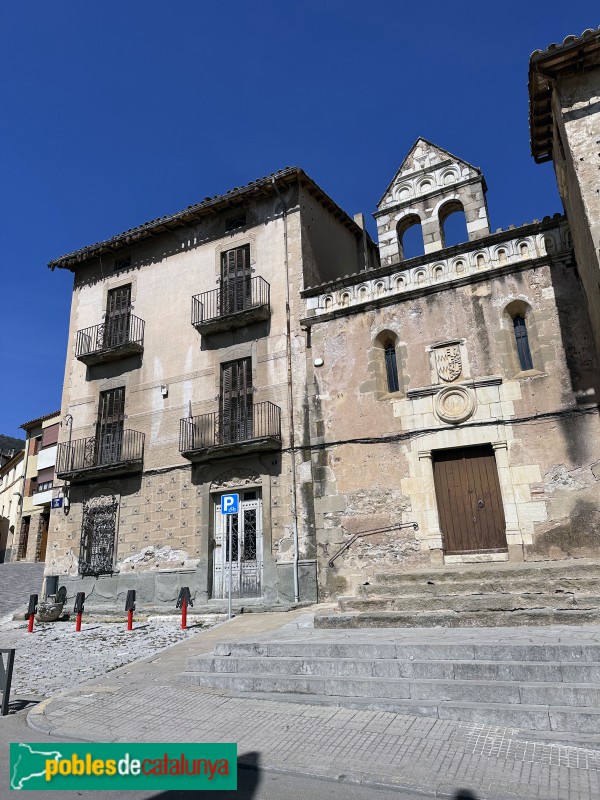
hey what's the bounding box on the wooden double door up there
[433,445,507,554]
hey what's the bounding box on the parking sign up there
[221,493,239,515]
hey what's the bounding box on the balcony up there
[56,430,145,482]
[179,402,281,461]
[75,315,145,366]
[192,276,270,335]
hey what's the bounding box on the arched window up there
[384,341,400,392]
[397,215,424,260]
[440,200,468,248]
[513,315,533,370]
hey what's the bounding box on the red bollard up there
[125,590,136,631]
[176,587,192,629]
[74,592,85,632]
[26,594,38,633]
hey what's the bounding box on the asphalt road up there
[0,707,446,800]
[0,563,45,619]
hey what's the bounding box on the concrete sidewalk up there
[28,611,600,800]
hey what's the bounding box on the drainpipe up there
[272,178,300,604]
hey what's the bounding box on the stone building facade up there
[302,139,599,599]
[529,26,600,356]
[46,30,600,610]
[47,169,376,607]
[14,412,61,564]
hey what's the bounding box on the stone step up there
[371,559,600,586]
[176,670,600,735]
[315,608,600,629]
[224,692,600,746]
[359,577,600,598]
[177,670,600,705]
[214,638,600,662]
[340,593,600,613]
[185,654,600,683]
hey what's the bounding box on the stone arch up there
[501,299,542,376]
[368,329,405,397]
[495,247,508,265]
[397,214,425,259]
[439,199,468,247]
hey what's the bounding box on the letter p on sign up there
[221,493,239,515]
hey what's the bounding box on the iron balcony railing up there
[192,276,270,327]
[179,401,281,454]
[75,315,145,360]
[56,430,145,477]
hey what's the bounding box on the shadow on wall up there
[149,752,261,799]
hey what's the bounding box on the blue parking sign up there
[221,493,239,515]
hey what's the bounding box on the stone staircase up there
[177,626,600,745]
[315,558,600,628]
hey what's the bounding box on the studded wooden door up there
[212,491,263,598]
[433,445,507,554]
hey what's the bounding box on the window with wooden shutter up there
[96,387,126,464]
[221,245,251,315]
[104,285,132,348]
[220,358,253,443]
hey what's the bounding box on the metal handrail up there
[192,276,270,326]
[75,315,145,358]
[179,401,281,452]
[327,522,419,568]
[56,430,145,476]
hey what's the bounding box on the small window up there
[225,213,246,232]
[513,316,533,370]
[114,256,131,272]
[384,342,400,393]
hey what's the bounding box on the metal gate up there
[212,491,262,598]
[79,495,118,575]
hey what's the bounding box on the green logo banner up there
[10,742,237,791]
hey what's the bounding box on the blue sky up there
[0,1,594,439]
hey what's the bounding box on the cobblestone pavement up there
[27,611,600,800]
[0,614,217,697]
[0,562,44,619]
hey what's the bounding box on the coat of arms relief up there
[434,344,462,382]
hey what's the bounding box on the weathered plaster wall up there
[552,69,600,357]
[306,227,600,597]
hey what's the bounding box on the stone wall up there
[304,219,600,597]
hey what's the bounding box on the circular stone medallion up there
[434,385,476,425]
